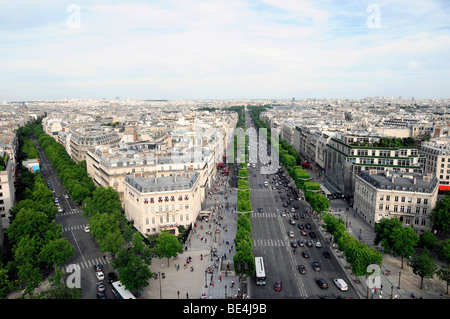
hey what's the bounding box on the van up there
[333,278,348,291]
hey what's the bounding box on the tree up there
[118,254,152,295]
[430,195,450,236]
[154,231,183,267]
[409,249,436,289]
[38,238,74,270]
[436,264,450,295]
[390,226,419,269]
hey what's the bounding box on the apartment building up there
[324,133,424,198]
[420,137,450,191]
[86,142,215,204]
[70,131,121,163]
[354,170,439,234]
[0,150,17,231]
[123,171,202,236]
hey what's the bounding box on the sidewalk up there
[142,170,242,299]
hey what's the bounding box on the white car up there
[288,231,295,238]
[84,226,90,232]
[315,241,322,248]
[64,194,69,199]
[95,271,105,281]
[333,278,348,291]
[57,207,63,213]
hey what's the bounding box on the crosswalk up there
[57,208,82,217]
[62,224,89,233]
[64,257,110,273]
[253,238,323,247]
[253,212,297,218]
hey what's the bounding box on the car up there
[108,272,117,284]
[288,231,295,238]
[301,230,307,236]
[289,219,296,225]
[95,271,105,281]
[297,239,304,247]
[333,278,348,291]
[283,202,288,207]
[96,281,106,292]
[323,251,331,258]
[97,291,107,299]
[316,278,329,289]
[305,223,311,229]
[280,195,285,199]
[57,207,63,213]
[297,265,306,274]
[258,207,263,213]
[294,204,299,209]
[293,214,299,220]
[315,241,322,248]
[290,240,298,248]
[312,262,321,271]
[298,224,304,230]
[302,251,309,258]
[291,207,296,213]
[280,211,286,217]
[274,281,282,291]
[64,194,69,199]
[309,232,316,238]
[300,213,305,218]
[94,264,103,272]
[306,240,313,247]
[84,226,90,232]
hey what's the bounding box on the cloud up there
[0,0,449,100]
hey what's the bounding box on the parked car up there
[95,271,105,281]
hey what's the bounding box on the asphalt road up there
[243,112,359,300]
[33,138,116,299]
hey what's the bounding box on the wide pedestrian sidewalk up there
[141,171,242,299]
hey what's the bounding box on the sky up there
[1,0,449,101]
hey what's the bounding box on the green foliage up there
[154,231,184,267]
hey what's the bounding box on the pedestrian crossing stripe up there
[252,238,323,247]
[57,209,82,217]
[64,257,109,272]
[252,212,297,218]
[62,224,89,232]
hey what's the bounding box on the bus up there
[255,257,266,286]
[111,281,136,299]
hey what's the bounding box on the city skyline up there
[1,0,450,101]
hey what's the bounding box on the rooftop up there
[125,171,200,194]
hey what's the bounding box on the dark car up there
[297,265,306,274]
[107,272,117,284]
[280,195,286,199]
[297,239,304,247]
[305,223,311,229]
[93,264,103,272]
[312,262,321,271]
[306,240,313,247]
[290,240,298,248]
[316,278,329,289]
[289,219,296,225]
[309,231,316,238]
[293,214,299,220]
[302,251,309,258]
[298,224,304,230]
[274,281,282,291]
[323,251,331,258]
[283,202,288,207]
[294,204,299,209]
[258,207,264,213]
[97,291,107,299]
[301,230,307,236]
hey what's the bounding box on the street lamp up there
[153,272,165,299]
[204,270,208,288]
[225,284,227,299]
[397,271,401,289]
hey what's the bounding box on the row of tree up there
[1,124,77,298]
[322,213,382,277]
[233,161,256,282]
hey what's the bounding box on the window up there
[423,199,428,205]
[379,204,383,210]
[385,205,389,211]
[401,197,405,202]
[185,214,189,221]
[386,196,390,201]
[400,206,405,213]
[394,205,398,212]
[416,207,420,214]
[422,208,427,215]
[394,196,399,202]
[417,198,421,204]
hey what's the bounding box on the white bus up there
[111,281,136,299]
[255,257,266,286]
